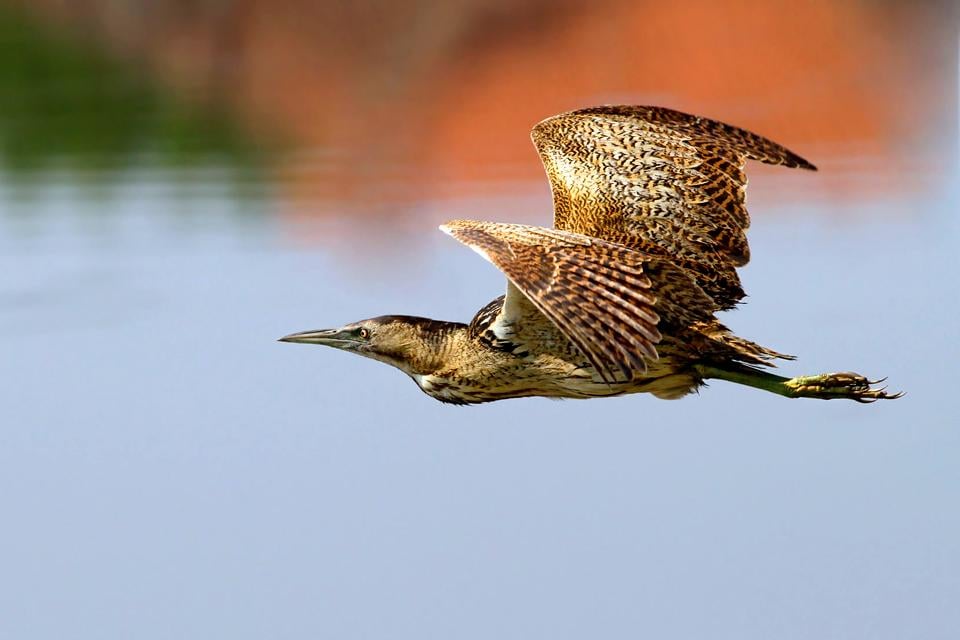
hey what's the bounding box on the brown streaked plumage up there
[280,105,901,404]
[533,105,817,308]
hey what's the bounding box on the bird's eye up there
[358,327,370,339]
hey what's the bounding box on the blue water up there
[1,166,957,638]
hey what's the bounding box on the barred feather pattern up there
[441,220,713,383]
[532,105,816,308]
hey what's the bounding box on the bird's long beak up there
[278,328,358,348]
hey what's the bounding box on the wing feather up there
[532,105,816,307]
[440,219,712,382]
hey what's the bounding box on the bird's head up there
[279,315,463,376]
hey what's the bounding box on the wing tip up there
[537,104,821,172]
[438,219,474,237]
[439,219,501,263]
[780,150,818,171]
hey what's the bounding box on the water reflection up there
[2,1,956,238]
[0,3,958,639]
[0,4,265,206]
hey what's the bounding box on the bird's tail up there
[721,333,795,367]
[691,321,795,368]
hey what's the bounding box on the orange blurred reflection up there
[16,0,958,243]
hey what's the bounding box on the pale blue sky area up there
[1,170,957,639]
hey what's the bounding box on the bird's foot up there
[783,372,903,403]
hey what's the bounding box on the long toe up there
[785,372,903,402]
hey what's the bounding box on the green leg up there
[694,365,902,402]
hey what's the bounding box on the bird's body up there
[281,106,899,403]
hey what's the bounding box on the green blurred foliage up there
[0,5,262,177]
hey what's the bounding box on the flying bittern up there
[281,106,900,405]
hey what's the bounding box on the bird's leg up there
[694,365,902,402]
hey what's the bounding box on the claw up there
[784,371,902,401]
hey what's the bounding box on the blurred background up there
[1,1,958,638]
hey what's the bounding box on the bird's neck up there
[409,323,472,376]
[372,320,471,378]
[407,323,528,405]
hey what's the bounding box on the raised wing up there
[440,219,713,383]
[532,105,816,308]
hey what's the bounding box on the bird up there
[280,105,901,405]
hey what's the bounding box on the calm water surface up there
[2,167,958,639]
[1,3,958,638]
